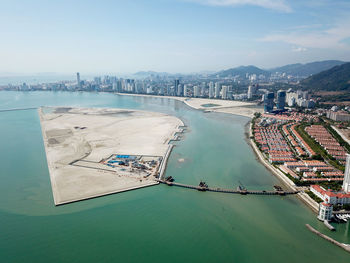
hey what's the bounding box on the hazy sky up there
[1,0,350,74]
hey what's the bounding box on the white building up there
[183,84,188,97]
[215,82,221,98]
[317,202,333,221]
[194,86,200,97]
[247,85,257,99]
[343,154,350,193]
[221,85,228,99]
[286,92,298,106]
[310,185,350,205]
[177,84,183,97]
[209,82,214,98]
[327,111,350,122]
[146,86,153,94]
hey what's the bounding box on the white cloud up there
[292,46,307,52]
[191,0,292,12]
[260,18,350,49]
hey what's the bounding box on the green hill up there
[301,62,350,92]
[270,60,345,77]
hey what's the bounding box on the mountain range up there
[301,62,350,92]
[269,60,345,77]
[212,65,269,78]
[133,60,346,79]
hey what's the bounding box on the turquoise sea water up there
[0,91,349,262]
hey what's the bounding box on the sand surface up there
[39,107,183,205]
[118,93,263,118]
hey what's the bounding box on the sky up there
[1,0,350,75]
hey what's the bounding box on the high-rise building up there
[221,85,228,99]
[288,97,296,107]
[215,82,221,98]
[209,82,214,98]
[183,84,188,97]
[194,86,200,97]
[174,79,179,95]
[247,85,257,99]
[177,84,183,97]
[276,90,286,110]
[342,154,350,193]
[76,72,81,87]
[263,92,274,112]
[94,77,101,85]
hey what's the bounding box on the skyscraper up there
[215,82,221,98]
[177,84,183,97]
[183,84,188,97]
[263,92,274,112]
[174,79,179,95]
[209,82,214,98]
[247,85,257,99]
[194,86,200,97]
[276,90,286,110]
[76,72,81,87]
[342,154,350,193]
[221,85,228,99]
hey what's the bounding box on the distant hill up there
[301,62,350,92]
[213,65,269,78]
[270,60,345,77]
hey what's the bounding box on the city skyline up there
[1,0,350,74]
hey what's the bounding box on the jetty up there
[306,224,350,253]
[157,179,299,196]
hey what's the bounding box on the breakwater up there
[306,224,350,253]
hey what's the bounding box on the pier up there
[157,180,299,196]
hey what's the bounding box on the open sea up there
[0,91,349,262]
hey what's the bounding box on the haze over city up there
[1,0,350,75]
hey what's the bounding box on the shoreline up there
[248,121,319,213]
[38,107,60,205]
[119,93,319,213]
[117,92,262,118]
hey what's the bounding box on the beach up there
[118,93,263,118]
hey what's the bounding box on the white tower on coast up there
[342,154,350,193]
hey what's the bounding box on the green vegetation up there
[214,65,269,78]
[271,60,345,77]
[295,124,345,171]
[305,190,322,203]
[285,173,308,186]
[333,204,350,211]
[318,181,343,191]
[301,62,350,92]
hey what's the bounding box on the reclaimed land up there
[39,107,183,205]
